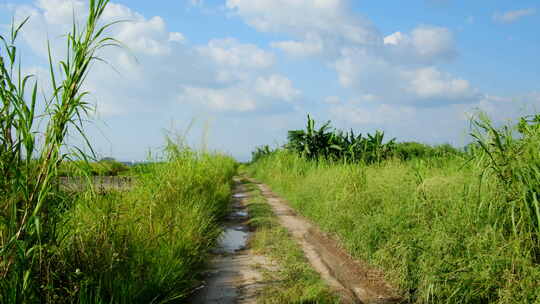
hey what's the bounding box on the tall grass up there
[248,114,540,303]
[53,145,237,303]
[1,1,118,301]
[1,2,239,302]
[472,114,540,247]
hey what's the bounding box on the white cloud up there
[326,93,540,147]
[411,26,456,59]
[384,25,456,63]
[383,31,406,45]
[404,67,478,101]
[168,32,185,42]
[178,74,301,112]
[227,0,380,57]
[271,33,324,56]
[178,86,257,112]
[14,0,175,57]
[35,0,86,24]
[9,0,296,118]
[493,8,536,24]
[255,74,301,101]
[197,38,275,69]
[333,47,478,105]
[227,0,465,108]
[115,16,172,55]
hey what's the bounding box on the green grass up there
[1,2,242,302]
[240,176,339,304]
[58,160,130,177]
[1,1,124,301]
[47,150,237,303]
[247,151,540,303]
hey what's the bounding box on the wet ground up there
[191,179,270,304]
[191,177,400,304]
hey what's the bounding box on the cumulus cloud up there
[493,8,536,24]
[326,92,540,147]
[271,33,324,56]
[255,74,301,101]
[35,0,86,24]
[168,32,185,42]
[410,26,456,59]
[9,0,296,117]
[197,38,275,69]
[227,0,380,60]
[384,26,457,63]
[332,46,478,105]
[178,86,257,112]
[226,0,379,43]
[178,74,301,113]
[404,67,478,101]
[227,0,468,109]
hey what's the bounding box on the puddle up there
[217,227,249,253]
[234,210,248,217]
[192,181,253,303]
[233,193,248,198]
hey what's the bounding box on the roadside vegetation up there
[55,145,236,303]
[248,114,540,303]
[240,177,339,304]
[252,115,462,164]
[58,159,130,176]
[0,1,237,302]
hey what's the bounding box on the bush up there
[393,142,462,161]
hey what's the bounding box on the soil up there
[191,179,274,304]
[191,177,402,304]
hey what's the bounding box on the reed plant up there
[0,1,118,302]
[471,114,540,252]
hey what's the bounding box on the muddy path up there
[192,177,401,303]
[191,178,272,304]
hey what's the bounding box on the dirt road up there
[191,180,272,304]
[192,177,401,303]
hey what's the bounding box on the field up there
[246,115,540,303]
[2,1,540,303]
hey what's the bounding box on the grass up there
[240,175,339,304]
[1,1,122,301]
[58,160,130,177]
[247,150,540,303]
[0,1,240,302]
[50,148,237,303]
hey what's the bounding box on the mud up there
[191,179,271,304]
[192,177,401,304]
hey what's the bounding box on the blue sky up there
[1,0,539,161]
